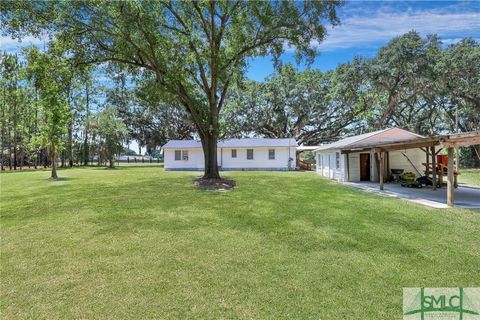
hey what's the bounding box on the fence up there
[115,157,163,166]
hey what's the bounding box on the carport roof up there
[313,128,424,152]
[363,130,480,152]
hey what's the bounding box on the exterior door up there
[360,153,370,181]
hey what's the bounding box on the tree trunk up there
[374,92,397,130]
[50,144,58,179]
[19,148,23,169]
[83,82,90,166]
[8,130,12,170]
[109,157,115,168]
[13,143,17,170]
[12,100,17,170]
[83,134,89,166]
[68,126,73,167]
[42,148,47,168]
[34,87,39,169]
[61,150,65,167]
[201,132,220,179]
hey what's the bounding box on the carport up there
[348,131,480,207]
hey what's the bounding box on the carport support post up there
[425,149,429,176]
[431,146,437,191]
[379,151,384,190]
[447,147,455,207]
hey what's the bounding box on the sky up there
[1,0,479,80]
[246,0,480,80]
[1,0,479,153]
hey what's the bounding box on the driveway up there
[344,181,480,209]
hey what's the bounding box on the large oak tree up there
[1,0,342,179]
[222,62,369,145]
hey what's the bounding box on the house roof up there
[314,128,424,152]
[162,138,298,149]
[162,140,203,149]
[297,146,321,152]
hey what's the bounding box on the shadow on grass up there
[48,176,79,182]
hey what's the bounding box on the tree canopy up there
[222,61,368,145]
[221,31,479,165]
[1,0,343,179]
[1,5,479,175]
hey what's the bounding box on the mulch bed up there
[193,177,236,190]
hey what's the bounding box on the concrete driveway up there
[344,181,480,209]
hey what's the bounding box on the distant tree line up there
[222,31,480,167]
[1,0,343,180]
[1,48,121,176]
[0,47,195,176]
[1,31,479,176]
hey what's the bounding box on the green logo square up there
[404,288,480,320]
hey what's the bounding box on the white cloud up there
[0,35,45,52]
[317,8,480,51]
[440,37,480,45]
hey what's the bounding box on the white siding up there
[164,146,295,171]
[337,153,346,182]
[164,148,206,170]
[388,149,424,177]
[324,153,332,178]
[315,148,426,183]
[328,154,334,179]
[369,149,425,181]
[220,147,294,170]
[316,149,347,182]
[317,150,358,182]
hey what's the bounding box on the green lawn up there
[459,168,480,187]
[1,167,479,319]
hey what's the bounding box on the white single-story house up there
[314,128,426,182]
[162,138,297,171]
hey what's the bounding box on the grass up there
[1,167,479,319]
[459,168,480,187]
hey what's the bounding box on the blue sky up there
[246,0,480,80]
[1,1,479,82]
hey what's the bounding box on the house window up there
[247,149,254,160]
[182,150,189,161]
[231,149,237,158]
[174,150,181,161]
[336,152,340,169]
[268,149,275,160]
